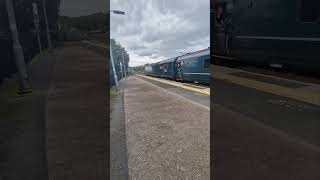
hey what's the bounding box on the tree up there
[60,13,107,33]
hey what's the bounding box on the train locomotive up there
[144,48,210,84]
[213,0,320,73]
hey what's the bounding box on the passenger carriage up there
[213,0,320,72]
[176,48,210,84]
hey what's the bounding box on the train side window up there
[226,2,234,13]
[215,4,225,24]
[204,58,210,68]
[300,0,320,22]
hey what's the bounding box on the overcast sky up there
[60,0,107,17]
[111,0,210,67]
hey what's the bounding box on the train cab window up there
[176,62,180,68]
[226,1,234,13]
[300,0,320,22]
[164,64,168,72]
[210,0,214,12]
[204,58,210,68]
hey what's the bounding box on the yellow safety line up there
[136,74,210,96]
[212,72,320,106]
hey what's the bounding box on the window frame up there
[300,0,320,23]
[203,58,210,69]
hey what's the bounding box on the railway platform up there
[211,65,320,106]
[212,64,320,179]
[0,42,108,180]
[136,74,210,95]
[123,75,210,179]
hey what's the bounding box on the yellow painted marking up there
[212,72,320,106]
[30,49,51,65]
[136,74,210,96]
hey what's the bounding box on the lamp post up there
[110,10,125,15]
[42,0,52,49]
[110,10,125,90]
[6,0,32,94]
[32,3,42,54]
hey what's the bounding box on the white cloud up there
[111,0,210,67]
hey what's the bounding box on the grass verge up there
[110,87,119,97]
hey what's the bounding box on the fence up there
[0,0,59,84]
[110,70,125,87]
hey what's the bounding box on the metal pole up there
[42,0,52,49]
[121,51,127,77]
[110,44,119,90]
[110,10,125,89]
[37,32,42,53]
[32,3,42,54]
[120,62,124,79]
[118,53,123,79]
[6,0,32,94]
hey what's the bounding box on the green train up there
[144,48,210,84]
[213,0,320,72]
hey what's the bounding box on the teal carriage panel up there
[176,48,210,84]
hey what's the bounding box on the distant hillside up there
[60,12,108,32]
[130,66,145,73]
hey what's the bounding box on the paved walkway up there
[0,42,108,180]
[46,45,107,180]
[212,102,320,180]
[110,81,129,180]
[0,49,56,180]
[211,65,320,179]
[124,76,210,180]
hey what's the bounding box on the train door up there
[214,1,234,57]
[163,63,169,77]
[176,60,184,82]
[172,60,176,79]
[201,56,210,84]
[203,56,210,71]
[159,64,163,77]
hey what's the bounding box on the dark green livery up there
[213,0,320,72]
[144,48,210,85]
[159,58,176,79]
[176,49,210,84]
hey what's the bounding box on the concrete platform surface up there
[46,45,107,180]
[212,102,320,180]
[110,81,129,180]
[211,65,320,105]
[124,76,210,180]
